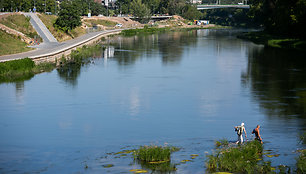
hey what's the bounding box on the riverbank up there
[237,31,306,51]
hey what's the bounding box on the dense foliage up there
[248,0,306,39]
[116,0,201,20]
[54,0,81,32]
[130,0,151,23]
[0,0,106,16]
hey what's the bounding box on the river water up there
[0,29,305,173]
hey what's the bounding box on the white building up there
[190,0,202,4]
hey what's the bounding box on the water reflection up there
[57,64,81,87]
[107,31,199,66]
[242,47,306,126]
[15,81,25,105]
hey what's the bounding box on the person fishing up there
[235,123,247,144]
[252,125,263,144]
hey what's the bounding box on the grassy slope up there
[0,14,38,38]
[83,19,117,27]
[0,30,32,56]
[38,13,86,42]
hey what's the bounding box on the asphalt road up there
[23,12,58,43]
[0,29,123,62]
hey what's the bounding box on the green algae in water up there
[102,164,114,168]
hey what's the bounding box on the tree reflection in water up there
[241,47,306,124]
[108,30,199,66]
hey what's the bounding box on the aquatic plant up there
[133,145,179,163]
[133,145,179,172]
[206,140,276,173]
[296,149,306,174]
[68,44,104,65]
[215,139,229,148]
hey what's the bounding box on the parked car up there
[115,23,123,27]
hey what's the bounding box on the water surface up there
[0,29,305,173]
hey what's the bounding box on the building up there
[190,0,202,4]
[102,0,117,7]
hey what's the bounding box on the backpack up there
[235,126,242,135]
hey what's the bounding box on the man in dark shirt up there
[253,125,263,144]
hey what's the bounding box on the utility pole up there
[45,0,46,13]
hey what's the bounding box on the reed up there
[133,145,179,162]
[206,140,275,173]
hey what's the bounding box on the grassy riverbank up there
[0,30,33,56]
[238,31,306,51]
[120,25,222,37]
[0,58,55,83]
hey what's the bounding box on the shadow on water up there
[241,47,306,127]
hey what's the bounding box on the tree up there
[181,4,202,20]
[54,0,81,32]
[130,0,151,23]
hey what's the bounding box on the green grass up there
[0,14,38,38]
[133,145,179,163]
[237,31,306,51]
[297,149,306,174]
[215,139,229,148]
[68,44,104,65]
[121,26,171,36]
[133,145,179,172]
[206,140,275,173]
[84,19,117,27]
[0,58,55,83]
[0,30,33,56]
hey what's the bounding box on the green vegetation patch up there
[0,58,55,83]
[133,145,179,172]
[133,145,179,163]
[237,31,306,51]
[0,30,33,56]
[121,26,171,36]
[297,149,306,173]
[206,140,275,173]
[84,19,117,27]
[68,44,104,65]
[0,14,38,38]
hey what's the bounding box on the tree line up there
[248,0,306,39]
[0,0,106,16]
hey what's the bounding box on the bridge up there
[197,4,250,10]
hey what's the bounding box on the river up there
[0,29,305,173]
